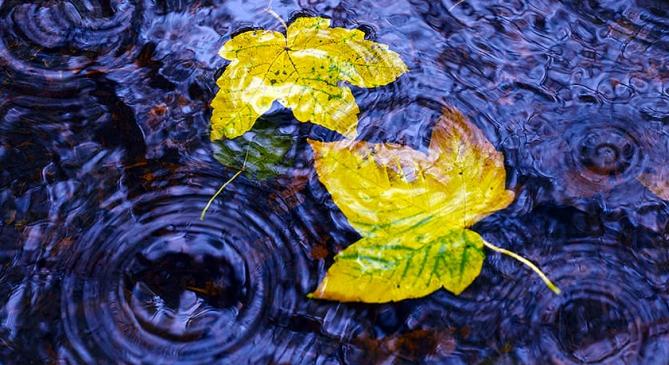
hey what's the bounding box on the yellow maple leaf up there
[308,107,559,302]
[210,17,408,140]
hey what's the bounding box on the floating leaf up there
[309,107,558,302]
[210,17,408,140]
[309,109,514,237]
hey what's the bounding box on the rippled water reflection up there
[1,0,669,363]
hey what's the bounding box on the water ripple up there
[0,0,142,79]
[2,0,669,363]
[505,240,669,364]
[52,165,313,363]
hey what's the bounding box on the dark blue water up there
[1,0,669,363]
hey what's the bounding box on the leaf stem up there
[265,0,288,31]
[482,240,561,295]
[200,150,249,221]
[449,0,466,11]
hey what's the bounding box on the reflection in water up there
[1,0,669,363]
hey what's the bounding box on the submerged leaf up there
[213,119,296,179]
[210,17,408,140]
[639,166,669,200]
[309,107,555,302]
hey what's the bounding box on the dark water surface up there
[2,0,669,363]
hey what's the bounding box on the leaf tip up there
[445,287,465,296]
[398,61,409,74]
[306,138,320,147]
[503,189,516,208]
[210,128,223,142]
[308,276,365,302]
[307,138,333,157]
[307,277,330,300]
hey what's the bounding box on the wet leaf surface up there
[210,16,407,139]
[2,0,669,363]
[309,108,516,301]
